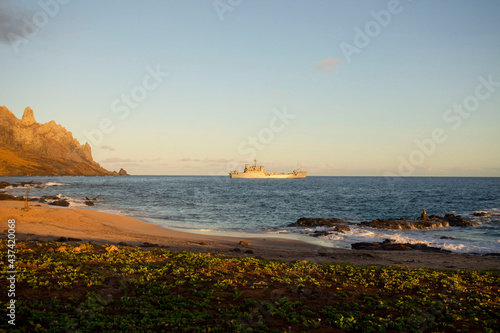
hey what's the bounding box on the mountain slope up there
[0,106,124,176]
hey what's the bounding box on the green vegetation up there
[1,241,499,332]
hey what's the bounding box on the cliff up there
[0,106,127,176]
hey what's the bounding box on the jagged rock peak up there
[0,105,116,176]
[118,168,129,176]
[21,107,36,126]
[82,142,93,161]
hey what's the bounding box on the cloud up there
[268,91,281,98]
[0,1,33,44]
[315,58,340,72]
[100,145,115,151]
[100,158,137,164]
[179,158,235,164]
[101,157,163,165]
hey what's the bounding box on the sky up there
[1,0,499,176]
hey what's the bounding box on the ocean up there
[2,176,499,255]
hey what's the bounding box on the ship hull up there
[229,172,307,179]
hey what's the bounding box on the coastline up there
[1,200,499,270]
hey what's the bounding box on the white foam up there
[44,182,69,187]
[438,241,497,254]
[302,224,500,255]
[55,195,94,208]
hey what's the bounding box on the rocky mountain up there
[0,106,128,176]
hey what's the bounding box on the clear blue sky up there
[1,0,499,176]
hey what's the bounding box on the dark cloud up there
[0,0,32,44]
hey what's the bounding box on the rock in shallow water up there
[288,217,346,227]
[360,214,476,229]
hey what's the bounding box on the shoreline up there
[1,200,499,270]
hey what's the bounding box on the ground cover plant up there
[1,241,499,332]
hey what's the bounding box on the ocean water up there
[2,176,499,255]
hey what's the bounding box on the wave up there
[43,182,70,187]
[268,224,500,254]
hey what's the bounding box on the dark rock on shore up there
[49,199,70,207]
[311,230,333,237]
[351,239,450,252]
[84,200,95,206]
[56,237,82,242]
[360,214,476,229]
[0,193,24,201]
[289,217,345,227]
[141,242,159,247]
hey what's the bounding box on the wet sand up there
[1,200,499,270]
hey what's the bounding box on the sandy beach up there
[1,200,499,270]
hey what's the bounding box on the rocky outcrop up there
[289,217,351,237]
[359,214,476,229]
[289,211,476,240]
[421,208,428,221]
[21,107,36,125]
[288,217,345,228]
[118,168,129,176]
[0,106,126,176]
[0,181,43,189]
[0,193,24,201]
[49,199,70,207]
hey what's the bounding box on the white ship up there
[229,160,307,179]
